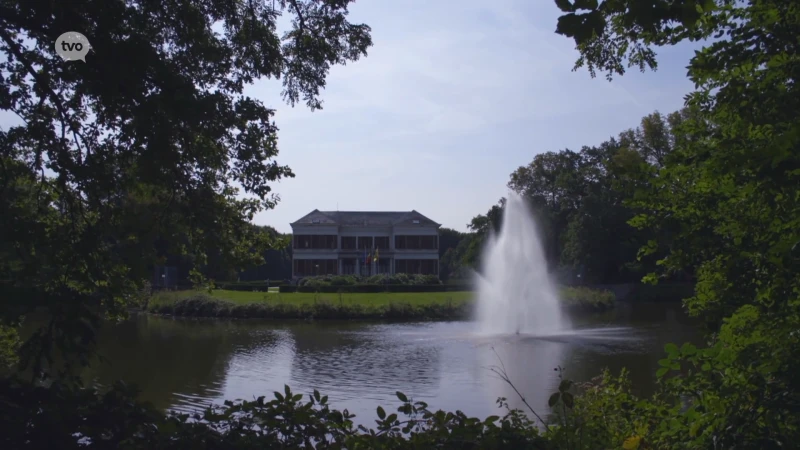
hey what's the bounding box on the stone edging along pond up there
[145,287,616,320]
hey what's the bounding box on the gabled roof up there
[291,210,440,227]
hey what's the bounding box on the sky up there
[251,0,703,233]
[0,0,703,234]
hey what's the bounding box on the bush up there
[148,293,471,321]
[0,378,550,449]
[626,282,695,303]
[216,281,289,291]
[279,284,471,294]
[560,287,615,313]
[296,273,442,287]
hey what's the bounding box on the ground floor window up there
[293,259,337,276]
[395,259,438,275]
[340,258,357,275]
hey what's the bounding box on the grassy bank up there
[147,287,614,320]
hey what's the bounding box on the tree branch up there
[0,28,92,164]
[488,347,551,430]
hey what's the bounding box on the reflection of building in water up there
[287,323,442,400]
[290,210,441,277]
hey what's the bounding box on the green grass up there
[150,289,473,308]
[147,287,614,320]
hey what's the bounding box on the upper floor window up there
[357,236,373,250]
[341,236,357,250]
[375,236,390,249]
[395,235,437,249]
[293,235,337,249]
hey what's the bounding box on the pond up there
[84,301,702,424]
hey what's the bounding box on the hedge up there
[279,284,473,293]
[215,282,288,291]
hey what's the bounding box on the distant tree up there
[466,109,690,284]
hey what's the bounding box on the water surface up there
[86,302,701,423]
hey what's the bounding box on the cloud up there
[246,0,700,232]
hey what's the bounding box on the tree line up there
[438,109,695,286]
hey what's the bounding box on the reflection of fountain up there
[475,192,569,335]
[475,335,567,423]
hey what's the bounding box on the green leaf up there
[548,392,561,407]
[484,415,500,424]
[396,391,408,402]
[680,343,697,356]
[377,406,386,420]
[554,0,575,12]
[574,0,598,10]
[665,343,679,355]
[558,379,573,392]
[656,367,669,378]
[562,392,575,408]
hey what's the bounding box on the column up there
[338,258,343,275]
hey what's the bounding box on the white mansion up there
[290,210,441,278]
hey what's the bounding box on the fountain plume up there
[474,192,568,335]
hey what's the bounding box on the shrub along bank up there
[147,287,614,320]
[148,292,472,320]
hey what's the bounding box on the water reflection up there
[478,335,567,418]
[86,316,280,411]
[85,302,703,423]
[289,322,442,403]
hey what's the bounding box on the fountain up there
[475,192,568,336]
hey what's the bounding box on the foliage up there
[236,226,293,282]
[559,287,615,312]
[0,325,20,370]
[148,292,472,321]
[0,377,553,449]
[551,0,800,447]
[0,0,371,373]
[296,274,442,287]
[465,110,693,285]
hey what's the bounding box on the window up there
[395,259,438,275]
[293,235,337,249]
[375,236,390,249]
[394,235,437,250]
[341,236,357,250]
[357,236,373,250]
[293,259,338,276]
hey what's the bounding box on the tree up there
[499,111,685,284]
[555,0,800,446]
[0,0,372,375]
[437,227,466,281]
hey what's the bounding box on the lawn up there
[151,289,473,308]
[147,287,613,320]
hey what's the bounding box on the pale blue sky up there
[253,0,701,233]
[0,0,702,234]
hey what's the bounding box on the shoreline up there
[145,287,616,320]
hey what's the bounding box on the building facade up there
[290,210,440,278]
